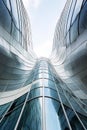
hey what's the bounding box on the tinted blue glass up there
[66,31,70,47]
[0,105,23,130]
[0,102,12,118]
[11,23,19,41]
[45,98,61,130]
[44,88,58,99]
[17,98,42,130]
[67,0,76,32]
[2,0,11,10]
[29,88,42,99]
[70,17,78,43]
[79,2,87,34]
[0,0,11,33]
[72,0,83,23]
[58,106,70,129]
[10,0,19,29]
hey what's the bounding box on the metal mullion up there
[0,101,14,123]
[14,90,30,130]
[54,73,87,128]
[55,70,87,108]
[51,71,72,130]
[42,66,46,130]
[55,85,72,130]
[71,95,87,114]
[60,80,87,113]
[14,66,36,130]
[60,83,87,130]
[77,98,87,107]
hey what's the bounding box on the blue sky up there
[23,0,66,57]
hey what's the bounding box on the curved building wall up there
[0,58,87,130]
[50,0,87,100]
[0,0,87,130]
[0,0,33,50]
[0,0,37,101]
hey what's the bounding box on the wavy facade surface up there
[0,0,87,130]
[0,0,37,104]
[1,58,87,130]
[51,0,87,100]
[50,0,87,129]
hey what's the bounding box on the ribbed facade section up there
[0,0,37,103]
[51,0,87,99]
[50,0,87,129]
[0,0,87,130]
[0,58,87,130]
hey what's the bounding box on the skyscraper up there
[0,0,87,130]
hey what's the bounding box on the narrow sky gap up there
[23,0,66,57]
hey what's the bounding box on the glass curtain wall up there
[0,58,87,130]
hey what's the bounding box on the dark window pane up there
[67,0,76,32]
[10,0,19,29]
[18,98,42,130]
[0,0,11,33]
[11,23,19,41]
[2,0,11,10]
[70,17,78,43]
[45,98,61,130]
[65,31,70,47]
[0,105,23,130]
[79,2,87,34]
[44,88,58,99]
[72,0,83,23]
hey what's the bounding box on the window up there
[0,0,11,33]
[10,0,19,29]
[72,0,83,23]
[67,0,76,32]
[79,2,87,34]
[2,0,11,10]
[65,31,70,47]
[10,0,20,41]
[70,16,78,43]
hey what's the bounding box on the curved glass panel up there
[67,0,76,32]
[17,98,42,130]
[10,0,19,29]
[72,0,83,23]
[0,0,11,33]
[0,105,23,130]
[65,31,70,47]
[2,0,11,10]
[70,16,78,43]
[0,102,12,118]
[79,2,87,34]
[45,98,61,130]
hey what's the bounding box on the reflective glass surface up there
[17,98,42,130]
[0,0,87,129]
[79,2,87,33]
[45,98,61,130]
[0,0,11,33]
[0,58,87,130]
[3,0,11,10]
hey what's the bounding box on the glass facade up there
[51,0,87,100]
[0,0,37,93]
[0,0,33,50]
[0,0,87,130]
[50,0,87,129]
[0,58,87,130]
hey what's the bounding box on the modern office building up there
[0,0,37,103]
[0,0,87,130]
[50,0,87,129]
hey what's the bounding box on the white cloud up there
[34,40,52,58]
[23,0,41,10]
